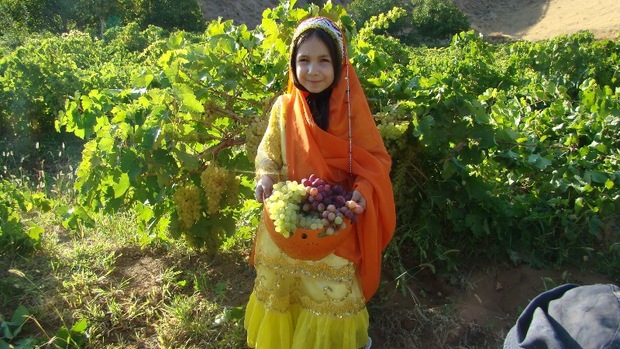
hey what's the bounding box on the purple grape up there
[335,195,346,206]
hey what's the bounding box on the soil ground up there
[184,1,620,347]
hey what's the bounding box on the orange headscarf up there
[284,17,396,301]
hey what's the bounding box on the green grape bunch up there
[200,163,240,215]
[172,183,203,230]
[375,111,409,154]
[265,181,307,237]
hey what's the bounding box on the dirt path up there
[455,0,620,40]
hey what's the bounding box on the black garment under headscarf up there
[305,88,332,130]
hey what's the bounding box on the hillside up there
[197,0,620,40]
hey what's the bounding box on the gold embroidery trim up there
[256,253,356,284]
[252,254,366,318]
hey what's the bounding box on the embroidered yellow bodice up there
[255,96,288,183]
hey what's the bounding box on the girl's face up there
[295,36,335,93]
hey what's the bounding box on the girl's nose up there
[307,62,318,74]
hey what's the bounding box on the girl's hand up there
[255,175,274,202]
[350,190,366,213]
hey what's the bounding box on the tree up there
[138,0,205,32]
[347,0,404,29]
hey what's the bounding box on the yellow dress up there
[244,96,370,349]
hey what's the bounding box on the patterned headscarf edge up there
[292,17,346,59]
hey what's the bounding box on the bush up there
[0,181,51,256]
[347,0,470,46]
[411,0,470,40]
[139,0,205,32]
[347,0,403,29]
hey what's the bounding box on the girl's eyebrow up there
[297,53,331,59]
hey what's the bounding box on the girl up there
[245,16,396,349]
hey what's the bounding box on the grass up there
[0,142,247,348]
[2,208,505,348]
[2,204,252,348]
[1,143,507,348]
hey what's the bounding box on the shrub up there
[0,181,51,256]
[410,0,470,42]
[139,0,205,32]
[347,0,470,46]
[347,0,403,29]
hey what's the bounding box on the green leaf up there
[173,148,200,172]
[605,179,614,189]
[62,205,95,230]
[120,150,143,180]
[113,173,131,199]
[71,319,88,333]
[574,197,585,212]
[180,93,204,113]
[142,127,162,149]
[588,215,604,237]
[527,154,552,170]
[26,225,44,243]
[584,171,607,184]
[169,32,184,47]
[5,305,30,339]
[441,159,457,179]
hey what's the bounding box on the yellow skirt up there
[244,217,370,349]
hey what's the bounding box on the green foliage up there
[0,305,33,349]
[410,0,470,42]
[0,1,30,52]
[0,0,205,37]
[1,1,619,281]
[139,0,205,32]
[0,279,88,348]
[0,25,165,168]
[55,0,355,249]
[347,0,470,46]
[50,319,89,349]
[0,0,59,33]
[103,23,168,53]
[347,0,402,29]
[0,181,51,255]
[382,32,620,277]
